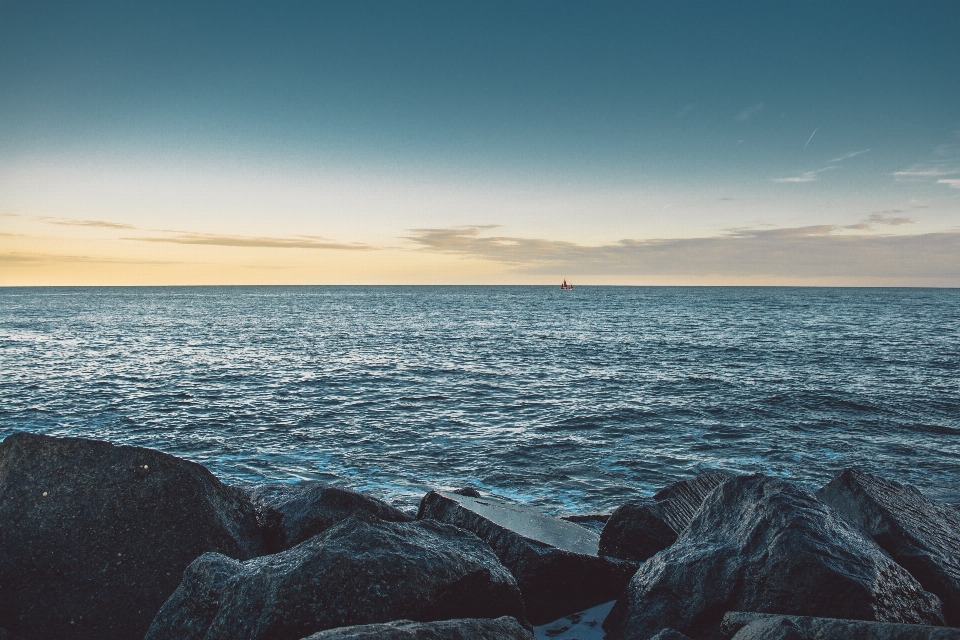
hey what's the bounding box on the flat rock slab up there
[418,490,637,625]
[817,469,960,626]
[244,482,413,552]
[603,474,945,640]
[0,432,264,640]
[299,617,533,639]
[599,474,728,562]
[145,516,527,640]
[722,612,960,640]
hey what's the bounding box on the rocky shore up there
[1,432,958,640]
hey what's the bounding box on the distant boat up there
[560,279,574,290]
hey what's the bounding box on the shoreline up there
[2,432,958,639]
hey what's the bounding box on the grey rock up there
[599,500,677,562]
[817,469,960,626]
[418,490,637,625]
[453,486,483,498]
[298,616,533,639]
[603,474,944,640]
[729,618,810,640]
[0,432,264,640]
[650,629,695,640]
[599,474,729,562]
[651,473,731,533]
[145,515,527,640]
[244,482,413,552]
[561,514,611,534]
[722,612,960,640]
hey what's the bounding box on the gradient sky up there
[2,1,959,285]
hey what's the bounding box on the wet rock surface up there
[598,473,728,562]
[603,474,945,640]
[651,473,731,533]
[560,514,610,535]
[418,490,637,625]
[721,612,960,640]
[145,515,527,640]
[817,469,960,626]
[0,432,264,640]
[599,499,678,562]
[243,482,413,552]
[649,629,695,640]
[298,616,533,639]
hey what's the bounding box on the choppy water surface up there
[1,286,958,513]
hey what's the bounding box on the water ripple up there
[1,286,958,514]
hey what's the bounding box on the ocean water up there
[1,286,958,514]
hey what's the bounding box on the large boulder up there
[244,482,413,552]
[145,515,527,640]
[0,432,264,640]
[418,490,637,625]
[603,474,945,640]
[721,612,960,640]
[298,617,533,639]
[599,500,677,562]
[599,473,728,562]
[651,472,731,532]
[816,469,960,626]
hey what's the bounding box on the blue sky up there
[2,1,959,284]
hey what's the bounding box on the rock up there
[453,486,483,498]
[145,515,527,640]
[721,612,960,640]
[0,432,264,640]
[298,616,533,639]
[417,490,637,625]
[651,473,731,533]
[599,500,677,562]
[603,474,945,640]
[816,469,960,626]
[649,629,695,640]
[561,514,611,534]
[244,482,413,552]
[599,473,729,562]
[728,617,810,640]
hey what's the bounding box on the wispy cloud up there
[405,225,960,278]
[772,166,837,183]
[893,168,960,178]
[736,102,764,122]
[38,216,137,229]
[831,149,870,162]
[937,179,960,189]
[867,212,915,226]
[735,102,765,121]
[125,232,373,250]
[0,251,184,265]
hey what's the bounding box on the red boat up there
[560,279,573,290]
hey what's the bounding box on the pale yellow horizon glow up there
[2,157,959,287]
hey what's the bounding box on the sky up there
[2,1,959,285]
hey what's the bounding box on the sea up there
[1,286,958,515]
